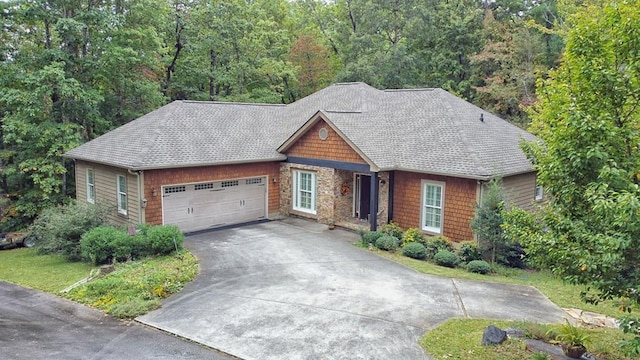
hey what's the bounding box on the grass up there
[420,318,633,360]
[63,249,198,318]
[0,247,92,292]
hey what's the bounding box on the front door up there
[356,174,371,220]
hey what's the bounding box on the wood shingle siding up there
[285,119,367,164]
[75,160,141,226]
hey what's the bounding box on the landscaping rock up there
[504,327,525,339]
[481,325,507,346]
[525,339,602,360]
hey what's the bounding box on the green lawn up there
[0,248,92,292]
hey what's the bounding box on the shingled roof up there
[65,82,536,179]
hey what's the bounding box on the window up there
[422,181,444,234]
[535,185,544,201]
[292,170,317,214]
[117,175,127,215]
[86,169,95,204]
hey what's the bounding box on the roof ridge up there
[384,88,436,92]
[181,100,285,107]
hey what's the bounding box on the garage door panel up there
[162,177,267,232]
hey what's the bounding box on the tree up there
[504,1,640,354]
[471,179,506,264]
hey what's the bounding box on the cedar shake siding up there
[392,171,477,242]
[143,162,280,226]
[75,160,142,226]
[286,119,368,164]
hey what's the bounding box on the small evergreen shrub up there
[402,227,426,246]
[402,242,427,259]
[361,231,383,246]
[425,235,454,259]
[147,225,184,255]
[379,222,404,240]
[466,260,492,274]
[374,235,399,251]
[458,241,483,263]
[80,226,127,265]
[433,250,459,268]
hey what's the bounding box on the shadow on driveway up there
[137,219,567,360]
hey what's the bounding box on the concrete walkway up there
[137,219,567,360]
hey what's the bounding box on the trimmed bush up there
[466,260,492,274]
[433,250,459,268]
[402,227,426,246]
[402,242,427,259]
[425,235,454,259]
[374,235,399,251]
[147,225,184,255]
[379,222,404,240]
[458,241,483,263]
[81,226,127,265]
[361,231,383,246]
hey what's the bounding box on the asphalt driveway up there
[137,219,568,360]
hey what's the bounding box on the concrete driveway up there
[137,219,567,360]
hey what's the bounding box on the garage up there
[162,176,267,233]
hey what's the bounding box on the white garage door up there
[162,177,267,233]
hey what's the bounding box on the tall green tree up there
[503,1,640,354]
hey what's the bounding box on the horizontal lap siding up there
[286,120,367,163]
[392,171,476,242]
[144,162,280,226]
[75,160,140,226]
[502,172,537,211]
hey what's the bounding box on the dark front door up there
[358,175,371,220]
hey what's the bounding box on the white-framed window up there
[117,175,127,216]
[86,169,95,204]
[421,181,444,234]
[535,185,544,201]
[292,170,317,214]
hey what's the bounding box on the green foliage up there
[402,227,426,246]
[80,226,126,265]
[379,222,404,240]
[466,260,491,274]
[374,235,399,252]
[147,225,184,255]
[547,319,591,347]
[361,231,383,246]
[433,250,459,268]
[402,242,427,260]
[424,235,454,260]
[458,241,483,263]
[29,202,111,261]
[619,317,640,357]
[510,5,640,350]
[65,250,198,318]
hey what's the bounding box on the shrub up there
[30,201,111,261]
[374,235,399,251]
[425,235,454,259]
[458,241,483,263]
[379,222,403,240]
[466,260,491,274]
[433,250,459,268]
[147,225,184,255]
[361,231,383,246]
[402,242,427,259]
[402,227,426,246]
[81,226,128,265]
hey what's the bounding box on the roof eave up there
[376,166,535,181]
[65,154,287,171]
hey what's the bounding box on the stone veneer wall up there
[280,163,389,227]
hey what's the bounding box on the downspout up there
[127,169,145,224]
[369,172,379,231]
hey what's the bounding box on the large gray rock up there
[481,325,507,346]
